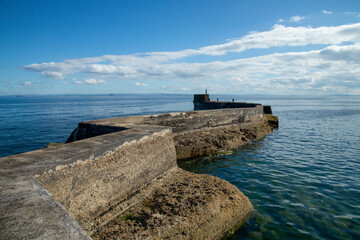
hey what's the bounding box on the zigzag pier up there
[0,94,278,239]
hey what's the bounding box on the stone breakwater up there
[0,106,278,239]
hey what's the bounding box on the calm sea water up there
[1,94,360,239]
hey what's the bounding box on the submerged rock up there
[92,168,253,240]
[174,115,278,160]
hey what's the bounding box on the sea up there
[1,94,359,239]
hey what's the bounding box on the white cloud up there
[23,22,360,94]
[18,81,32,89]
[319,42,360,63]
[83,79,106,84]
[290,16,305,22]
[74,79,106,85]
[42,71,64,79]
[74,81,84,85]
[322,10,333,15]
[24,23,360,79]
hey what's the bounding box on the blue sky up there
[1,0,360,95]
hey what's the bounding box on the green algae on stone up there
[218,150,234,155]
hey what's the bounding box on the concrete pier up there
[0,95,278,239]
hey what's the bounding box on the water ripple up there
[180,95,360,239]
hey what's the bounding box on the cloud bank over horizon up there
[24,22,360,95]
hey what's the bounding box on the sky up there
[1,0,360,95]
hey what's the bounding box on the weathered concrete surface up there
[0,175,91,240]
[36,128,177,233]
[92,168,253,240]
[0,124,175,239]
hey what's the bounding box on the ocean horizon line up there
[0,93,359,97]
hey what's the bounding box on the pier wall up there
[36,127,177,232]
[193,93,273,114]
[68,106,264,142]
[0,124,177,238]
